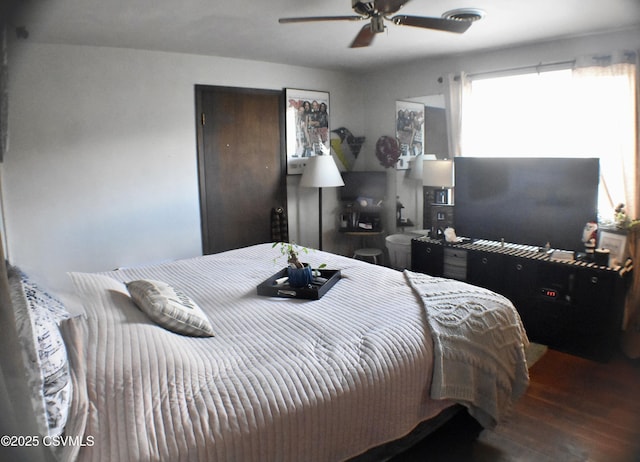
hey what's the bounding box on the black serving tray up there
[256,268,341,300]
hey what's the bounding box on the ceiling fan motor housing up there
[352,0,375,16]
[371,15,385,33]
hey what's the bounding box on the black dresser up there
[411,237,631,361]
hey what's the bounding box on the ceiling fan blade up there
[279,15,364,24]
[350,24,376,48]
[375,0,411,15]
[392,15,472,33]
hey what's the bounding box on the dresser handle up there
[591,276,598,284]
[481,257,488,264]
[426,248,432,254]
[516,264,523,271]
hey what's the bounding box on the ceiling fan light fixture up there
[441,8,486,22]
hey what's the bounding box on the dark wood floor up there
[392,348,640,462]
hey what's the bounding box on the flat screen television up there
[340,171,387,202]
[453,157,599,251]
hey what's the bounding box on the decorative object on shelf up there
[598,229,628,267]
[444,227,464,243]
[340,200,382,232]
[615,203,632,229]
[581,221,598,256]
[375,135,400,168]
[285,88,331,175]
[395,100,424,169]
[330,127,365,171]
[550,249,574,262]
[423,159,454,204]
[396,197,404,223]
[594,248,611,266]
[299,154,344,250]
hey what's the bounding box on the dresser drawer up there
[443,248,467,280]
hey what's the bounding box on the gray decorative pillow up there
[126,279,215,337]
[7,265,72,437]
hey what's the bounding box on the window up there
[458,58,637,221]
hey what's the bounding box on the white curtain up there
[573,51,638,221]
[443,72,469,159]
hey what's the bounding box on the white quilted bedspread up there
[59,243,527,462]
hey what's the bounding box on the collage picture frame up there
[395,100,425,170]
[284,88,330,175]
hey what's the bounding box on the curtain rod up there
[468,59,576,79]
[465,50,637,80]
[438,59,575,83]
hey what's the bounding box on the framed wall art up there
[285,89,330,175]
[395,100,424,170]
[598,229,628,266]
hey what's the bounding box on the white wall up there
[4,43,363,292]
[362,28,640,233]
[4,28,639,293]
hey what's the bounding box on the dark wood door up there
[196,86,286,254]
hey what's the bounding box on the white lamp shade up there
[299,155,345,188]
[422,159,454,187]
[409,154,437,180]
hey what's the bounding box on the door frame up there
[194,85,287,254]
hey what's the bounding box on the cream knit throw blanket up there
[404,270,530,428]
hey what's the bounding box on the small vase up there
[287,264,313,288]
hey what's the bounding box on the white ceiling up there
[9,0,640,72]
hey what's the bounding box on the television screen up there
[454,157,599,251]
[340,171,387,202]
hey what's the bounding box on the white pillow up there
[7,265,72,437]
[126,279,215,337]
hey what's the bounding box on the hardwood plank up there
[392,349,640,461]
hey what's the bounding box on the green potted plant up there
[272,242,325,288]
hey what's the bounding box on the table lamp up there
[422,159,454,204]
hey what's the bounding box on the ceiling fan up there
[278,0,480,48]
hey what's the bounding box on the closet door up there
[196,86,286,254]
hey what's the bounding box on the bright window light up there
[461,67,636,220]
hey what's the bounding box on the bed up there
[4,243,530,462]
